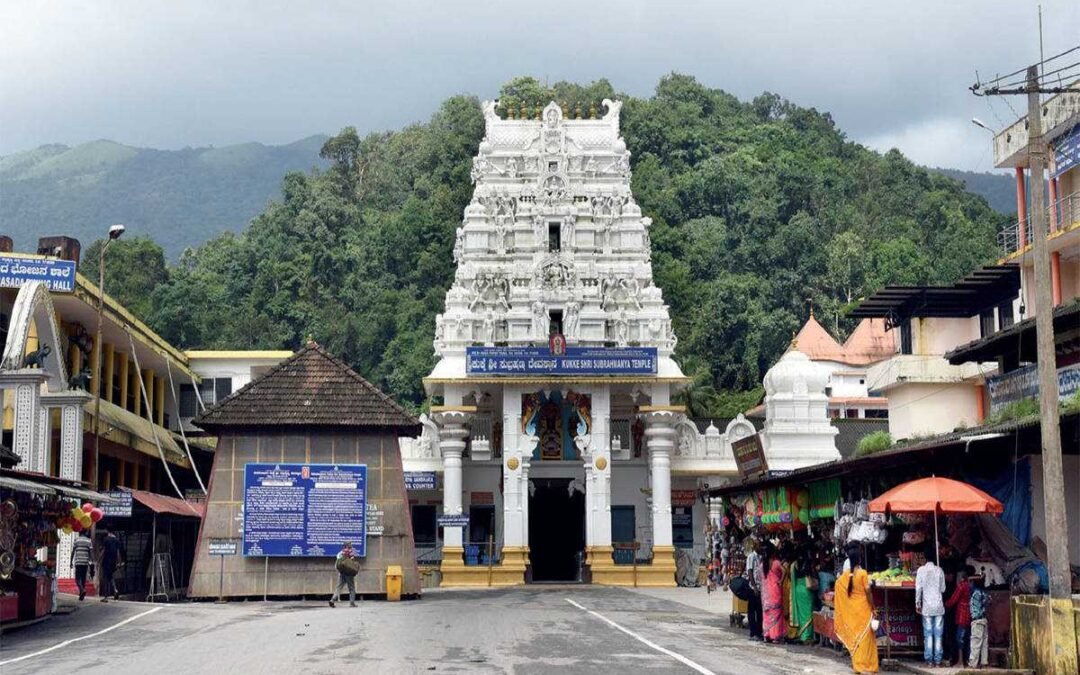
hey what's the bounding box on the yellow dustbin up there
[385,565,403,601]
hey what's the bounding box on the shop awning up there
[0,470,118,502]
[91,399,190,467]
[128,488,204,518]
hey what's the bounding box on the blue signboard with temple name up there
[242,463,367,558]
[466,346,657,376]
[1053,123,1080,178]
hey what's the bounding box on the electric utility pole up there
[973,60,1077,674]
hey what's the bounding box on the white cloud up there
[860,117,1001,172]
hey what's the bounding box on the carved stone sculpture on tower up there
[531,300,548,340]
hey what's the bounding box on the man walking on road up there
[98,529,124,602]
[329,541,358,608]
[70,531,94,601]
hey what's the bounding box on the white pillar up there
[2,371,49,469]
[44,392,91,579]
[585,388,612,550]
[644,411,677,548]
[434,411,471,549]
[35,405,50,474]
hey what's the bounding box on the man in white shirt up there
[915,546,946,667]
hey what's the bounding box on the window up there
[846,408,859,419]
[899,321,913,355]
[547,161,558,172]
[611,506,637,564]
[824,387,833,397]
[865,409,889,419]
[672,507,694,549]
[549,310,563,336]
[997,301,1014,330]
[411,505,436,544]
[828,408,841,419]
[979,309,995,338]
[548,222,561,251]
[179,384,199,418]
[179,377,233,418]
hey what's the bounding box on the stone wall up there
[188,430,419,598]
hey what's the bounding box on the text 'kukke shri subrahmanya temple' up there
[399,100,841,586]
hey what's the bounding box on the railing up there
[464,540,500,566]
[998,189,1080,257]
[415,543,442,565]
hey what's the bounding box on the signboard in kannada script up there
[0,254,77,293]
[466,346,657,376]
[732,434,768,480]
[242,463,367,558]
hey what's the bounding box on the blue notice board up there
[0,255,77,293]
[466,346,657,376]
[243,463,367,558]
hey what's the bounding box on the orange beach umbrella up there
[868,476,1002,564]
[869,476,1003,515]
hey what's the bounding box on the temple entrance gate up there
[527,477,585,582]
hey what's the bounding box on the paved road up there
[1,587,856,675]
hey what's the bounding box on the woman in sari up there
[788,549,815,643]
[761,545,787,642]
[834,550,879,674]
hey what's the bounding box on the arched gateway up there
[420,101,690,586]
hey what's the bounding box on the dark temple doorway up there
[528,478,585,582]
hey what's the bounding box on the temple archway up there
[1,280,69,390]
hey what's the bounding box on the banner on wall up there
[242,463,367,557]
[986,362,1080,414]
[466,346,657,376]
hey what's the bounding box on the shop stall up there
[0,469,112,625]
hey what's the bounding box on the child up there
[968,575,991,668]
[945,566,973,666]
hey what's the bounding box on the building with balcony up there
[849,266,1021,440]
[994,80,1080,311]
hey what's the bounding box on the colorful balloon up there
[71,520,83,532]
[61,524,73,535]
[81,503,94,514]
[90,508,103,523]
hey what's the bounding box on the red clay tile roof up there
[194,343,420,432]
[794,314,847,362]
[842,318,895,366]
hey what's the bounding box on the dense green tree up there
[81,236,169,320]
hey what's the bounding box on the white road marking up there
[0,606,163,666]
[565,598,716,675]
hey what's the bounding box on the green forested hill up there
[1,136,328,258]
[931,168,1016,215]
[75,75,1009,413]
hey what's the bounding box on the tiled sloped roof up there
[794,314,847,362]
[194,343,420,432]
[842,318,895,365]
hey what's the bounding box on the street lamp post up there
[91,224,125,490]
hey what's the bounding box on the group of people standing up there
[742,540,830,647]
[737,539,993,674]
[914,549,992,669]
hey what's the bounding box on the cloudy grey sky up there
[2,1,1077,170]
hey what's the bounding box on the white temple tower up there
[423,100,687,586]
